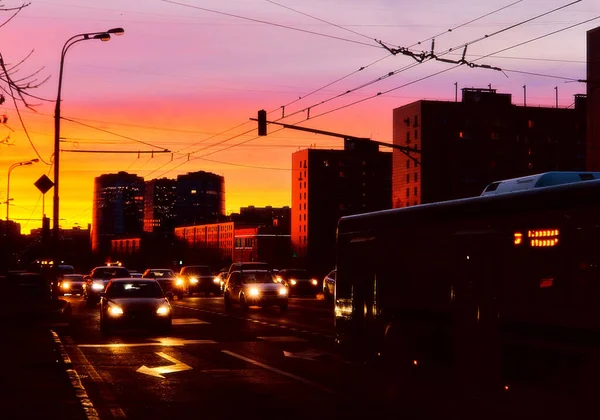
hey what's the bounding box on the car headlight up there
[91,282,105,291]
[156,305,170,316]
[249,287,260,297]
[213,276,220,284]
[290,279,297,286]
[275,276,283,283]
[176,278,184,286]
[107,303,123,316]
[190,277,199,284]
[278,287,288,296]
[61,282,71,290]
[311,279,318,286]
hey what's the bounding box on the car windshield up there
[106,281,163,298]
[64,275,84,282]
[242,272,276,284]
[186,267,211,276]
[285,269,310,278]
[93,267,130,278]
[146,270,175,278]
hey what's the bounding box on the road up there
[53,294,406,420]
[48,294,587,420]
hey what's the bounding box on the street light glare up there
[107,27,125,36]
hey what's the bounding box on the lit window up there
[528,120,534,129]
[191,189,197,194]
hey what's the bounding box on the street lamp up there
[52,28,124,296]
[6,158,39,237]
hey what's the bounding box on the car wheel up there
[279,303,288,313]
[239,295,249,312]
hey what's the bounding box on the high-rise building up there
[92,171,145,253]
[144,178,177,233]
[587,26,600,170]
[392,88,587,208]
[175,171,225,227]
[291,141,392,272]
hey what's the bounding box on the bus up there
[335,177,600,400]
[480,171,600,196]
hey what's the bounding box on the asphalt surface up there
[49,294,589,420]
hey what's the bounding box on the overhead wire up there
[161,0,382,49]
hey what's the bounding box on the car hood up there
[106,297,167,310]
[244,283,283,292]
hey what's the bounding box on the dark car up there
[277,269,320,297]
[142,268,184,300]
[223,270,288,313]
[99,278,172,333]
[179,265,219,296]
[83,266,131,306]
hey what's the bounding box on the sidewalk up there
[0,317,87,419]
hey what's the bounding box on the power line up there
[265,0,376,42]
[161,0,382,49]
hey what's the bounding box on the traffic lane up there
[61,297,404,416]
[173,296,334,337]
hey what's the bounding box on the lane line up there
[51,330,101,420]
[173,303,334,339]
[221,350,337,395]
[66,337,128,419]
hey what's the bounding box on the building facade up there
[291,141,392,273]
[143,178,177,233]
[174,221,235,265]
[92,172,145,253]
[588,26,600,170]
[175,171,226,227]
[392,88,587,208]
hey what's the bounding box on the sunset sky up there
[2,0,599,233]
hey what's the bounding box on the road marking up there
[64,335,127,419]
[283,349,323,361]
[257,336,308,343]
[137,352,193,379]
[172,318,210,325]
[173,303,333,339]
[79,338,216,348]
[222,350,337,395]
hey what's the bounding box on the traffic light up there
[258,109,267,136]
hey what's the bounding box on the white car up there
[223,270,288,313]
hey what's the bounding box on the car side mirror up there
[165,291,174,299]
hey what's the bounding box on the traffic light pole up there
[251,115,421,166]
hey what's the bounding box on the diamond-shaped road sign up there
[34,175,54,194]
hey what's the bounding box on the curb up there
[50,330,101,420]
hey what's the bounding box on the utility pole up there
[523,85,527,107]
[555,86,558,108]
[454,82,458,102]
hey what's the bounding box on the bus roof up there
[481,172,600,196]
[338,177,600,237]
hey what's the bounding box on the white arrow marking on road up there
[78,338,216,348]
[137,352,192,378]
[283,349,323,361]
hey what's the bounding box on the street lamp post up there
[52,27,124,298]
[6,158,39,237]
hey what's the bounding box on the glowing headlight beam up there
[249,288,260,297]
[156,305,170,315]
